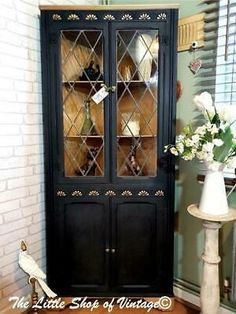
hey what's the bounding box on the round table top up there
[187,204,236,222]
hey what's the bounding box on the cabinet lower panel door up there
[111,198,164,294]
[58,200,109,294]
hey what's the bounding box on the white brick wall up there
[0,0,99,313]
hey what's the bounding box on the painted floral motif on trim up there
[155,190,164,196]
[52,14,62,21]
[139,13,151,20]
[138,190,149,196]
[88,190,100,196]
[85,14,98,21]
[105,190,116,196]
[121,14,133,20]
[157,13,167,20]
[57,190,66,196]
[121,190,132,196]
[67,14,79,21]
[72,191,83,196]
[103,14,115,20]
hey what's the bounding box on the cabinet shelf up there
[117,135,157,138]
[63,81,157,90]
[65,135,104,139]
[63,81,104,93]
[117,80,158,88]
[65,135,156,139]
[63,81,104,84]
[117,80,156,84]
[63,80,103,88]
[64,80,155,84]
[117,80,157,94]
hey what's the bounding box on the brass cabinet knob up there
[105,248,110,253]
[111,248,116,253]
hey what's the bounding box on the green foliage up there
[213,127,233,162]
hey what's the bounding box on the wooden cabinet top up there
[39,4,180,11]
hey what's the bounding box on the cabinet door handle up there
[105,248,110,253]
[111,248,116,253]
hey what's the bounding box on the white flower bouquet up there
[165,92,236,170]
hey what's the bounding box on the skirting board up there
[174,282,236,314]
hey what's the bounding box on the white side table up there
[187,204,236,314]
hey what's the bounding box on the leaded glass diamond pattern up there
[61,30,104,177]
[117,30,159,82]
[116,30,159,177]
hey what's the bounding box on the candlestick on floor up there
[187,205,236,314]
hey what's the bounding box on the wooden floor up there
[44,300,199,314]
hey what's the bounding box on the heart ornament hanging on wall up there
[189,58,202,74]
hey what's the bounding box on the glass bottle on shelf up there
[80,100,97,136]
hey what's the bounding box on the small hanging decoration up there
[188,41,202,74]
[189,58,202,74]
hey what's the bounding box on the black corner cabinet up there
[40,5,178,297]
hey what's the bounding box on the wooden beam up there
[178,13,205,52]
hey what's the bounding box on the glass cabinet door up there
[116,30,159,177]
[61,30,105,177]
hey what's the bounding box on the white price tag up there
[91,87,109,104]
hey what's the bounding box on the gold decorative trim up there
[85,14,97,20]
[139,13,151,20]
[105,190,116,196]
[67,13,79,20]
[103,14,115,20]
[88,190,100,196]
[157,13,167,20]
[121,190,132,196]
[57,190,66,197]
[52,14,62,21]
[155,190,164,197]
[122,14,133,20]
[138,190,149,196]
[72,190,82,196]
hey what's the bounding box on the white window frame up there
[215,0,236,178]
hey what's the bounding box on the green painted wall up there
[108,0,236,309]
[107,0,199,18]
